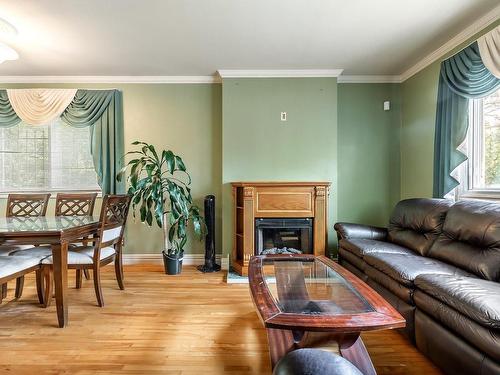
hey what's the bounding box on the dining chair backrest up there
[55,193,98,216]
[6,193,51,217]
[97,195,131,249]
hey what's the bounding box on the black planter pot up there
[163,251,184,275]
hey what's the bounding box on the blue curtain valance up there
[433,42,500,198]
[0,90,20,127]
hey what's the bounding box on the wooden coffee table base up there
[266,328,376,374]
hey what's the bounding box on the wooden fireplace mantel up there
[231,181,331,276]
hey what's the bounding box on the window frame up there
[456,93,500,200]
[0,120,101,195]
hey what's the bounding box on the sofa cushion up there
[414,291,500,362]
[387,198,453,256]
[415,274,500,329]
[339,238,415,259]
[338,247,366,271]
[365,264,413,303]
[364,252,470,287]
[0,255,39,279]
[339,258,368,282]
[427,200,500,281]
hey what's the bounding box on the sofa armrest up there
[334,222,388,241]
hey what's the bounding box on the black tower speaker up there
[198,195,220,273]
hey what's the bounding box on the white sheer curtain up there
[478,25,500,78]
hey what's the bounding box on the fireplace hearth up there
[255,218,313,255]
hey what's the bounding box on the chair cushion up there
[387,198,453,256]
[0,255,39,279]
[427,200,500,281]
[339,238,415,258]
[415,274,500,329]
[11,246,116,265]
[0,244,36,256]
[273,349,363,375]
[102,226,122,242]
[364,252,470,287]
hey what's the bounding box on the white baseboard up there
[123,253,229,270]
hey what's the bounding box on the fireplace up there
[255,218,313,255]
[231,182,330,275]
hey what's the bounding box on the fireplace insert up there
[255,218,313,255]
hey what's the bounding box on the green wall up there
[221,78,338,256]
[400,20,500,198]
[338,83,401,226]
[0,76,430,259]
[0,83,222,255]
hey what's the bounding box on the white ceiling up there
[0,0,498,78]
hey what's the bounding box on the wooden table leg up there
[339,335,376,375]
[51,242,68,328]
[266,328,295,369]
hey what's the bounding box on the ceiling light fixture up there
[0,42,18,63]
[0,17,18,64]
[0,17,17,37]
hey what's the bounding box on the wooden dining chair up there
[23,195,131,307]
[6,193,51,218]
[1,193,51,299]
[55,193,97,280]
[55,193,97,217]
[0,255,50,305]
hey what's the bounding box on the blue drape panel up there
[433,42,500,198]
[61,90,125,194]
[0,90,21,127]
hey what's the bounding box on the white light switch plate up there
[280,112,287,121]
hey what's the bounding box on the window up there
[0,118,100,192]
[458,88,500,198]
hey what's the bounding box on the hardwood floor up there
[0,265,442,375]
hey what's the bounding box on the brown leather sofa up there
[334,198,500,375]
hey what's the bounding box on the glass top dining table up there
[0,215,101,328]
[0,216,99,233]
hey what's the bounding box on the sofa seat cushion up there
[365,264,413,303]
[364,252,470,287]
[11,246,116,265]
[415,274,500,329]
[414,291,500,362]
[339,238,415,259]
[338,247,366,271]
[0,255,39,279]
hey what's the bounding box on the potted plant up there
[117,141,205,275]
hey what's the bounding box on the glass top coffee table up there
[248,254,405,374]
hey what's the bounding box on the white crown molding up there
[0,75,221,84]
[400,4,500,82]
[217,69,343,78]
[337,75,402,83]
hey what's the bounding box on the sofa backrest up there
[387,198,453,256]
[428,200,500,281]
